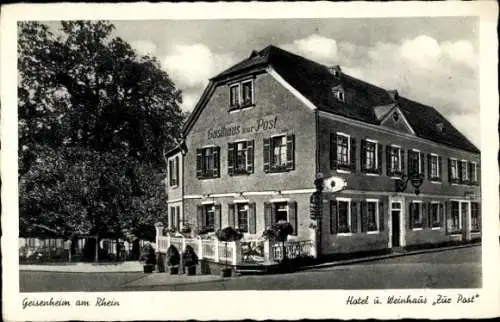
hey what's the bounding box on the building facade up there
[165,45,481,256]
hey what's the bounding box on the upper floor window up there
[331,132,355,172]
[449,158,459,183]
[263,135,295,173]
[460,160,469,183]
[228,140,254,175]
[386,145,402,177]
[469,162,478,184]
[361,139,381,174]
[408,150,423,176]
[168,156,179,187]
[409,201,423,230]
[196,147,220,179]
[428,154,441,181]
[229,79,254,110]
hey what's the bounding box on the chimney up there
[387,90,399,102]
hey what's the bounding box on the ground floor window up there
[447,201,461,234]
[330,199,351,233]
[264,201,297,235]
[197,204,221,232]
[409,201,423,229]
[366,200,379,232]
[169,206,181,230]
[430,202,442,228]
[236,203,249,232]
[471,202,480,232]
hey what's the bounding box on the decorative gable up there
[380,106,415,135]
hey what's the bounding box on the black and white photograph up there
[2,1,499,321]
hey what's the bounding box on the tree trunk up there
[94,235,99,262]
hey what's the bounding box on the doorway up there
[391,201,402,248]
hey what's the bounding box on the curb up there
[295,243,480,272]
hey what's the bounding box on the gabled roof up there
[188,45,479,154]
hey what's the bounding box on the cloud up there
[130,40,157,57]
[281,34,479,146]
[161,44,237,89]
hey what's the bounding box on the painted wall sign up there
[207,116,278,139]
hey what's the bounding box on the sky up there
[110,17,479,146]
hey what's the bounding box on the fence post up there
[263,240,274,263]
[214,239,219,263]
[154,222,164,251]
[180,237,186,274]
[232,241,241,265]
[197,237,203,259]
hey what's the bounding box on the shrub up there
[139,243,157,265]
[166,245,180,267]
[182,245,199,267]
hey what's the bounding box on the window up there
[168,156,179,187]
[387,145,402,176]
[469,162,478,184]
[366,200,379,232]
[449,158,459,183]
[333,87,345,102]
[337,200,351,233]
[228,140,254,175]
[408,150,422,175]
[236,203,249,232]
[392,112,399,122]
[471,202,480,232]
[461,161,469,183]
[241,80,254,107]
[330,199,354,234]
[196,147,220,179]
[229,80,254,110]
[430,202,442,228]
[428,154,441,181]
[264,201,297,235]
[331,133,355,171]
[230,84,240,108]
[409,201,423,229]
[361,139,380,173]
[197,204,220,232]
[263,135,294,173]
[337,134,350,166]
[447,201,461,234]
[170,206,180,229]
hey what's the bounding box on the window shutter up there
[458,160,463,183]
[264,202,272,228]
[360,201,367,232]
[407,150,413,175]
[248,203,256,234]
[196,205,203,229]
[263,138,271,173]
[422,203,427,229]
[330,200,337,234]
[170,206,176,229]
[213,147,220,177]
[448,158,452,183]
[176,206,181,228]
[330,133,337,169]
[438,156,443,180]
[214,204,221,230]
[168,159,173,185]
[228,204,235,227]
[407,203,413,230]
[439,203,444,228]
[476,163,480,185]
[468,162,473,185]
[196,149,203,178]
[350,201,358,233]
[386,145,392,176]
[175,157,179,185]
[288,201,297,235]
[427,154,432,179]
[419,152,425,175]
[400,149,405,175]
[246,140,254,173]
[350,137,356,171]
[377,143,383,174]
[360,139,367,171]
[286,134,295,171]
[378,200,384,232]
[227,143,234,176]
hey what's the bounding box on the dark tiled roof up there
[212,45,479,153]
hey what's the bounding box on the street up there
[20,246,481,292]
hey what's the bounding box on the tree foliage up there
[18,21,183,241]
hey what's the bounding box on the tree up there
[18,21,183,255]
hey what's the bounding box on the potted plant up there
[262,220,293,264]
[166,245,180,275]
[182,245,199,275]
[140,243,157,273]
[215,226,243,277]
[181,223,192,237]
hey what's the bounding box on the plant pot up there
[221,267,232,277]
[143,264,154,273]
[169,266,179,275]
[186,265,197,276]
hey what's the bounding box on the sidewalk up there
[19,261,143,273]
[124,273,224,288]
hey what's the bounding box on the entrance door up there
[391,210,401,247]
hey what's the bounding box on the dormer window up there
[332,86,345,102]
[436,122,444,133]
[229,79,254,110]
[329,65,342,79]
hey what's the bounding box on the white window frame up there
[449,199,463,233]
[335,197,352,236]
[411,148,422,174]
[410,200,423,231]
[235,203,250,233]
[430,201,442,230]
[471,161,478,182]
[450,158,459,181]
[390,144,402,175]
[229,83,240,108]
[333,87,345,102]
[240,79,255,107]
[168,157,179,188]
[430,153,440,181]
[364,138,379,172]
[366,198,380,234]
[461,160,469,181]
[336,132,351,167]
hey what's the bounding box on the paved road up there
[20,246,481,292]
